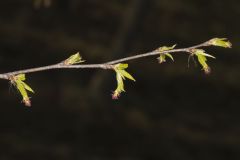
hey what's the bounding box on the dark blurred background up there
[0,0,240,160]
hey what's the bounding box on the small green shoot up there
[112,63,135,99]
[156,45,176,63]
[64,52,85,65]
[208,38,232,48]
[10,74,34,107]
[191,49,216,74]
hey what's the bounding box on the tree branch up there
[0,40,210,80]
[0,38,232,106]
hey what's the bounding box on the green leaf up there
[15,81,28,100]
[157,53,174,64]
[118,70,136,81]
[192,49,213,74]
[196,54,208,69]
[156,45,175,63]
[64,52,85,65]
[15,74,26,81]
[165,53,174,61]
[11,74,34,107]
[112,72,124,99]
[116,72,125,92]
[158,54,166,63]
[21,81,34,93]
[156,44,176,52]
[208,38,232,48]
[193,49,216,59]
[15,80,32,107]
[115,63,128,70]
[112,63,135,99]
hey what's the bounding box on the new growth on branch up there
[0,38,232,106]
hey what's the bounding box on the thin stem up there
[0,40,210,80]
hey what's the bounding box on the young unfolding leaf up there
[112,63,136,99]
[156,45,177,52]
[208,38,232,48]
[10,74,34,107]
[64,52,85,65]
[193,49,216,59]
[191,49,216,74]
[158,53,174,64]
[115,63,129,70]
[156,45,176,63]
